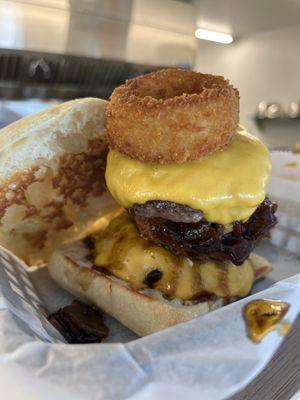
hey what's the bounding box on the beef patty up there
[129,198,277,266]
[130,200,204,223]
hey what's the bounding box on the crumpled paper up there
[0,150,299,400]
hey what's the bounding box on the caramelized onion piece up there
[48,300,108,343]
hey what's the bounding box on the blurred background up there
[0,0,299,150]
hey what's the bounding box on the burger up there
[0,70,277,337]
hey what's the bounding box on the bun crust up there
[0,98,116,265]
[48,241,271,336]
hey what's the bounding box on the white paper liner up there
[0,150,299,400]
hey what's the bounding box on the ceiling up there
[6,0,300,41]
[194,0,300,37]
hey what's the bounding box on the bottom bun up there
[48,240,271,336]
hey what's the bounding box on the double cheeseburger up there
[0,69,277,336]
[51,69,277,335]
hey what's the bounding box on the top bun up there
[0,98,116,265]
[105,69,239,164]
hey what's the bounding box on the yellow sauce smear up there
[106,131,270,224]
[294,142,300,153]
[244,299,290,343]
[93,212,259,301]
[283,162,297,168]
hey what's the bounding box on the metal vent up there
[0,49,165,100]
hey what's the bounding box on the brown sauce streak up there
[192,267,206,299]
[168,256,182,298]
[218,265,230,298]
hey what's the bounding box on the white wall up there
[195,24,300,140]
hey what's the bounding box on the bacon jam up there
[48,300,109,344]
[130,198,277,266]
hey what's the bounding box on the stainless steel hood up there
[0,48,163,100]
[0,0,196,101]
[0,0,196,67]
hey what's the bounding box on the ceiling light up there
[195,28,233,44]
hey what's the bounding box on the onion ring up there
[105,69,239,164]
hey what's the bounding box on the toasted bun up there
[48,240,271,336]
[0,98,116,265]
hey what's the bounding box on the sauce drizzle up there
[244,299,290,343]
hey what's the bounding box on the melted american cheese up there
[93,212,256,301]
[105,130,270,224]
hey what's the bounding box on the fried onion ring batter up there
[105,69,239,163]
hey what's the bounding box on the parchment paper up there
[0,150,299,400]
